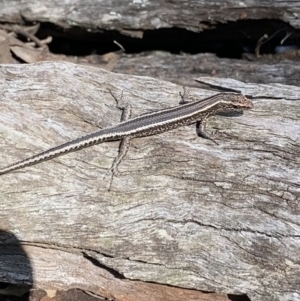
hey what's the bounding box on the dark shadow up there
[82,252,125,280]
[0,231,33,301]
[34,19,299,59]
[228,294,251,301]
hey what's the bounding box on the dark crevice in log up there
[33,19,298,59]
[82,252,126,280]
[228,294,251,301]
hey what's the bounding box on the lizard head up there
[226,93,253,111]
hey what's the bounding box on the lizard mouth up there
[245,101,254,109]
[234,101,253,110]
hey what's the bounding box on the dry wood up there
[0,0,300,30]
[0,242,231,301]
[0,62,299,301]
[1,0,299,90]
[114,52,300,87]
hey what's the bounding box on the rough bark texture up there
[1,0,300,89]
[0,62,299,301]
[0,0,300,31]
[114,52,300,87]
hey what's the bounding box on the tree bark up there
[1,0,300,88]
[0,0,300,30]
[0,62,299,301]
[115,52,300,87]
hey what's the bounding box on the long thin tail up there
[0,130,115,175]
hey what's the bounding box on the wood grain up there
[0,62,299,301]
[0,0,300,30]
[114,53,300,88]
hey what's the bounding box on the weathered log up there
[115,52,300,87]
[0,62,299,301]
[0,0,300,30]
[1,0,300,89]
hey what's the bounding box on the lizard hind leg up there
[196,120,219,145]
[107,136,131,191]
[105,90,132,191]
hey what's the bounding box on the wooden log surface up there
[0,62,299,301]
[1,0,300,91]
[0,0,300,31]
[114,53,300,88]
